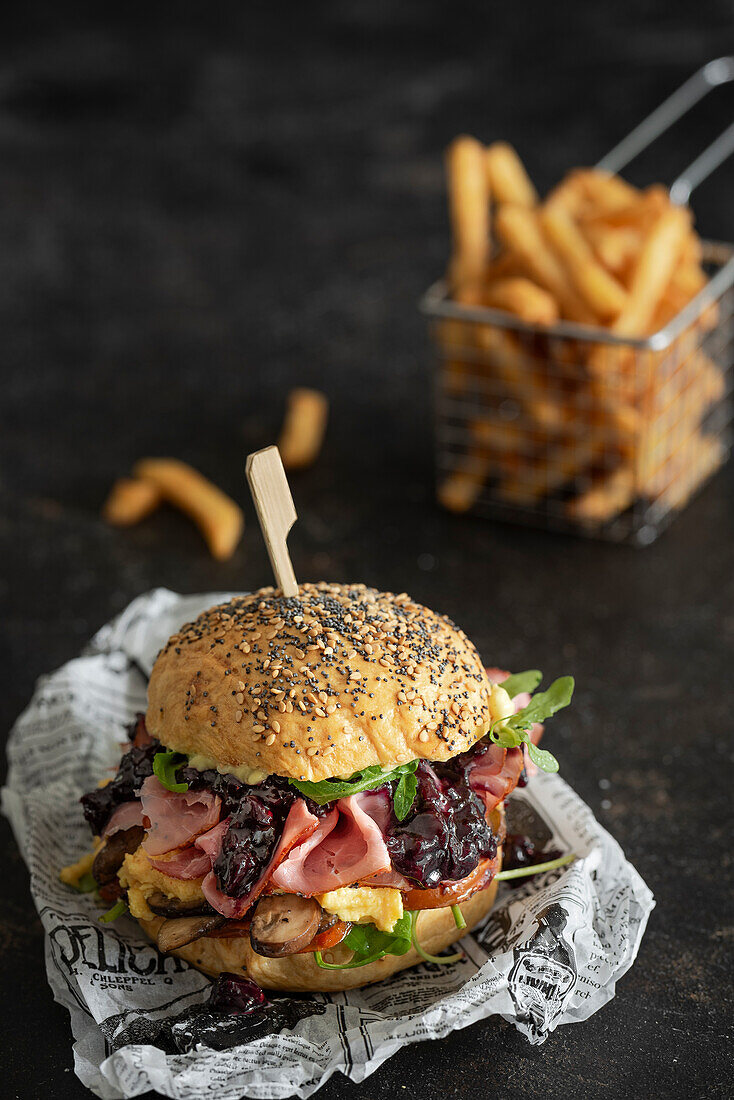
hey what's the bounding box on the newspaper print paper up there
[2,588,654,1099]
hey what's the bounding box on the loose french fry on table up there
[103,477,162,527]
[446,136,490,288]
[278,387,329,471]
[484,142,538,207]
[133,458,244,561]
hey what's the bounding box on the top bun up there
[146,583,492,782]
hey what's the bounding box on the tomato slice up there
[401,852,500,910]
[296,920,350,954]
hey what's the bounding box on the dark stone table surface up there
[1,3,732,1098]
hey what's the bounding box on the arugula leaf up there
[526,741,560,773]
[393,770,417,821]
[99,898,127,923]
[290,760,419,815]
[314,911,413,970]
[512,676,574,726]
[488,676,574,774]
[498,670,542,698]
[153,750,189,793]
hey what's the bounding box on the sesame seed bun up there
[137,877,499,992]
[146,583,493,782]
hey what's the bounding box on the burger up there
[69,583,573,992]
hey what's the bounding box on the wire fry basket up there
[422,60,734,545]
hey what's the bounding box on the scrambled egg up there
[118,845,206,920]
[317,887,403,933]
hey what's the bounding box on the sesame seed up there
[265,733,276,746]
[252,724,265,733]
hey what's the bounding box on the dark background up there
[1,2,733,1098]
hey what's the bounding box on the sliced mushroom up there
[250,895,321,958]
[146,892,216,919]
[157,914,225,952]
[92,825,145,885]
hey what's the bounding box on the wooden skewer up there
[245,445,299,597]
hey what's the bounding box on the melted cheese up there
[118,845,207,920]
[317,886,403,933]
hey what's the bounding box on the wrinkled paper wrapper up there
[2,589,654,1099]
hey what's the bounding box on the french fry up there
[439,136,723,529]
[484,142,538,207]
[473,324,567,429]
[497,431,603,505]
[582,224,642,278]
[637,352,725,484]
[572,169,641,215]
[103,477,162,527]
[278,387,329,470]
[438,456,490,513]
[565,465,635,522]
[540,203,628,320]
[133,458,244,561]
[494,204,596,324]
[446,136,490,287]
[481,277,559,325]
[610,206,691,337]
[643,433,724,508]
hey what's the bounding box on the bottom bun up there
[137,877,499,993]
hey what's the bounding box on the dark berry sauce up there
[385,759,497,888]
[208,973,270,1014]
[502,834,562,887]
[80,714,160,835]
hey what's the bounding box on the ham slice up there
[201,798,319,919]
[195,819,230,862]
[103,800,144,837]
[149,846,211,880]
[140,776,221,856]
[270,793,392,896]
[269,808,339,893]
[359,868,411,889]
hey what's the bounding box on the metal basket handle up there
[597,56,734,203]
